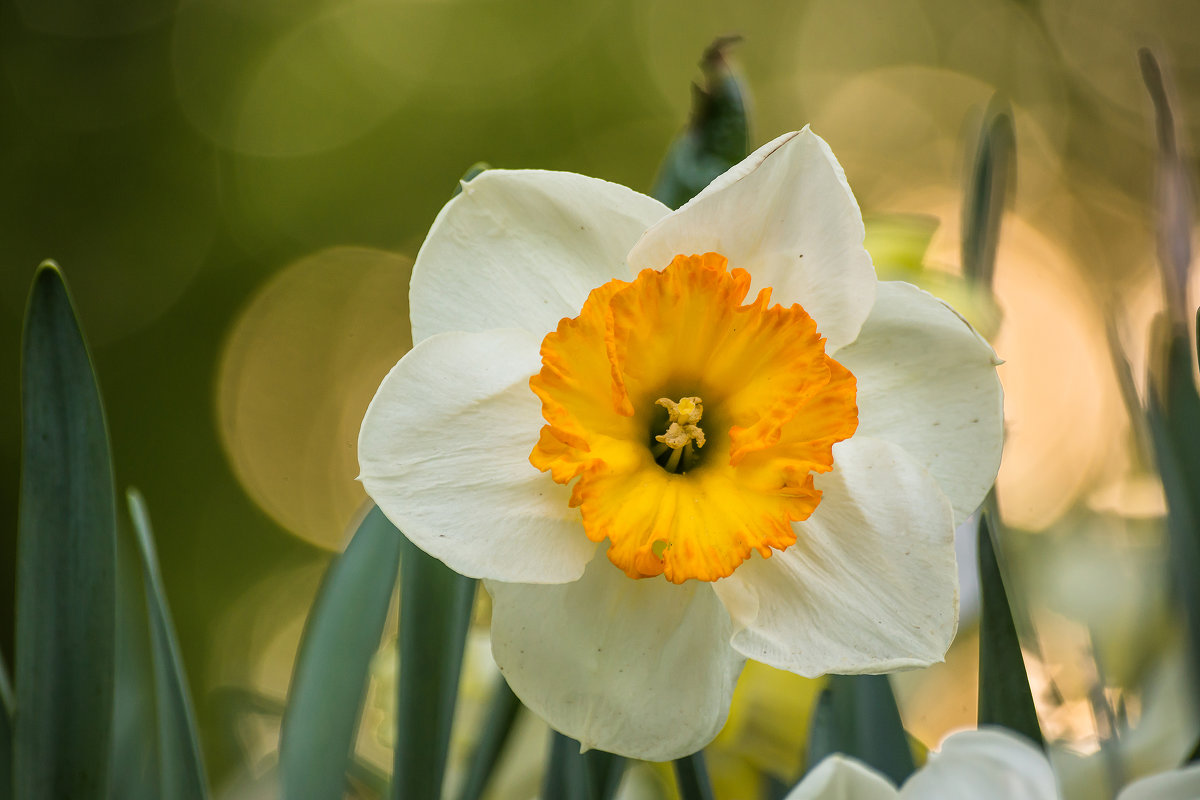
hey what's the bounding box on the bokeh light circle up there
[217,246,412,548]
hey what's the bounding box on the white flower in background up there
[358,128,1004,760]
[784,727,1200,799]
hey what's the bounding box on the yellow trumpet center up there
[529,253,858,583]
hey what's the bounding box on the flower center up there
[529,252,858,583]
[653,396,706,473]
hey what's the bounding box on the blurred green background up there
[2,0,1200,793]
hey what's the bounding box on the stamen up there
[655,396,705,473]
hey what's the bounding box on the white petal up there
[900,728,1057,800]
[834,281,1004,525]
[486,549,744,761]
[409,169,669,344]
[1118,763,1200,800]
[713,436,958,676]
[627,128,876,353]
[357,328,596,583]
[783,756,899,800]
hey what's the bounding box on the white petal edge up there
[1118,763,1200,800]
[899,728,1057,800]
[357,328,596,583]
[712,436,958,676]
[833,281,1004,526]
[627,127,876,353]
[783,756,899,800]
[486,547,744,762]
[409,169,669,344]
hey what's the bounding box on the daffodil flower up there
[358,128,1003,760]
[786,727,1200,799]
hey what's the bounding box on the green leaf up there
[541,733,625,800]
[127,489,210,800]
[672,751,715,800]
[960,96,1015,291]
[108,522,160,800]
[1146,318,1200,704]
[279,505,401,800]
[392,532,476,800]
[976,510,1045,748]
[16,262,117,799]
[805,675,914,785]
[452,162,491,197]
[1,655,11,800]
[455,675,522,800]
[651,37,749,209]
[1139,48,1194,328]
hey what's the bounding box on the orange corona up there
[530,253,859,583]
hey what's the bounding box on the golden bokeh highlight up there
[217,246,412,549]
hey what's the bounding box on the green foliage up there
[127,490,210,800]
[960,97,1015,291]
[392,536,476,800]
[977,510,1045,748]
[279,506,401,800]
[541,733,626,800]
[651,37,749,210]
[1,656,10,800]
[672,751,715,800]
[456,676,522,800]
[15,263,117,799]
[805,675,915,786]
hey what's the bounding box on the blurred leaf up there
[805,675,914,785]
[673,751,715,800]
[456,675,522,800]
[280,505,401,800]
[15,262,116,799]
[1140,48,1194,328]
[127,489,210,800]
[960,96,1015,291]
[393,532,476,800]
[977,510,1045,749]
[651,36,749,209]
[1,655,10,800]
[452,162,491,197]
[1146,317,1200,706]
[542,733,625,800]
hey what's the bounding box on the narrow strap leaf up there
[805,675,914,785]
[1,654,11,800]
[542,733,626,800]
[1140,48,1193,328]
[651,37,750,209]
[960,95,1014,291]
[673,751,715,800]
[977,510,1045,748]
[16,262,117,799]
[279,506,401,800]
[455,675,522,800]
[127,489,210,800]
[392,534,476,800]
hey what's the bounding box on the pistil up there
[654,396,706,473]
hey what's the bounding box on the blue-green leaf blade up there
[672,751,714,800]
[127,489,210,800]
[1,655,11,800]
[541,733,625,800]
[805,675,914,785]
[960,96,1015,290]
[455,675,522,800]
[16,262,117,799]
[393,535,476,800]
[279,505,401,800]
[976,510,1045,748]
